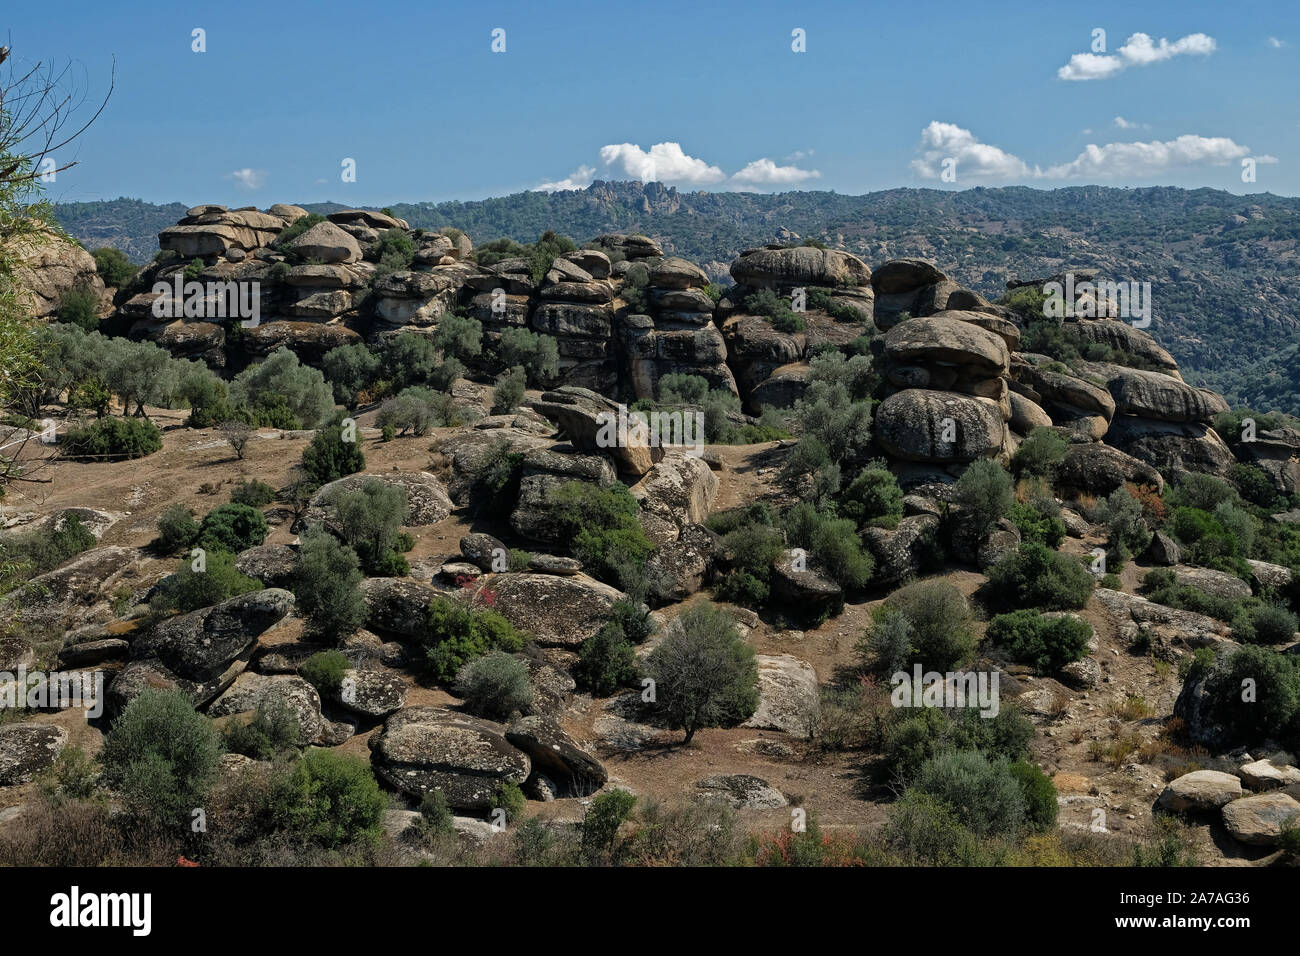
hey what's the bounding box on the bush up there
[326,478,409,575]
[91,246,136,288]
[885,706,1034,781]
[581,789,637,864]
[744,288,805,332]
[574,620,640,696]
[374,228,415,275]
[912,750,1026,838]
[454,651,534,720]
[382,334,438,390]
[431,313,482,362]
[1188,645,1300,750]
[840,463,904,529]
[1095,486,1152,562]
[983,542,1094,612]
[376,386,461,436]
[300,649,351,694]
[273,213,326,249]
[493,781,527,822]
[645,602,759,744]
[1009,760,1059,831]
[0,514,98,591]
[56,282,101,331]
[986,609,1092,673]
[278,748,386,849]
[780,502,873,591]
[546,481,654,587]
[150,548,262,615]
[466,438,525,519]
[1008,501,1067,548]
[422,597,527,683]
[882,580,976,671]
[230,348,334,429]
[1236,603,1300,645]
[497,328,559,385]
[230,479,276,508]
[321,343,380,406]
[62,416,162,459]
[1010,426,1067,478]
[884,790,991,865]
[300,421,365,487]
[859,607,914,675]
[224,698,301,760]
[100,689,223,826]
[1230,462,1280,509]
[293,533,367,640]
[491,365,527,414]
[197,503,268,554]
[953,459,1015,534]
[1141,568,1244,622]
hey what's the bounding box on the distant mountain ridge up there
[52,183,1300,412]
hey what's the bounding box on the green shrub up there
[454,651,534,720]
[859,606,914,675]
[300,421,366,487]
[581,789,637,863]
[497,328,559,385]
[492,365,527,414]
[230,348,334,430]
[150,548,261,614]
[197,503,268,554]
[325,478,409,575]
[1095,486,1151,562]
[883,790,991,865]
[0,513,97,591]
[431,313,482,362]
[91,246,137,288]
[1009,760,1059,831]
[839,463,904,529]
[1141,568,1244,622]
[983,542,1094,611]
[223,698,301,760]
[230,478,276,508]
[376,386,461,436]
[300,649,351,694]
[417,790,455,836]
[986,609,1092,673]
[293,533,367,640]
[278,748,386,848]
[374,228,415,274]
[56,282,101,331]
[422,597,527,683]
[882,579,976,671]
[744,288,805,332]
[321,343,380,406]
[574,620,640,696]
[645,602,759,744]
[912,750,1026,838]
[494,781,527,822]
[1235,603,1299,645]
[100,689,222,825]
[272,213,326,249]
[62,416,162,459]
[953,459,1015,534]
[1010,426,1067,478]
[1008,501,1067,548]
[884,706,1034,780]
[1187,645,1300,750]
[1230,462,1280,509]
[780,502,873,592]
[545,481,654,587]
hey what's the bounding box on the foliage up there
[953,459,1015,535]
[982,542,1095,612]
[197,503,268,554]
[230,478,276,508]
[880,579,976,671]
[454,651,534,720]
[230,348,335,429]
[300,420,366,487]
[299,649,351,694]
[492,365,527,414]
[150,548,262,615]
[422,597,527,683]
[545,481,654,587]
[985,609,1092,673]
[62,416,161,459]
[1010,426,1067,478]
[294,533,367,640]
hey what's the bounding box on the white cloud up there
[597,142,726,184]
[785,149,815,161]
[533,165,596,192]
[729,158,822,186]
[914,122,1269,182]
[227,168,266,190]
[1058,32,1216,80]
[1268,36,1287,48]
[910,121,1036,180]
[1113,115,1140,129]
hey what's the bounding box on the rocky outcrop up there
[12,227,111,318]
[0,724,68,786]
[369,706,530,810]
[742,654,818,738]
[529,387,662,476]
[504,714,607,797]
[483,573,625,648]
[1155,770,1242,812]
[628,452,719,544]
[875,390,1007,464]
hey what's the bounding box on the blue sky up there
[7,0,1298,205]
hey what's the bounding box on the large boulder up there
[131,589,295,684]
[1065,320,1179,373]
[208,672,326,745]
[628,452,719,544]
[1155,770,1242,812]
[645,524,718,601]
[359,578,442,640]
[306,472,452,529]
[884,315,1010,377]
[870,259,945,295]
[509,446,618,543]
[0,724,68,785]
[742,654,818,738]
[875,390,1007,464]
[1056,443,1164,496]
[369,707,530,810]
[11,228,110,317]
[1172,566,1252,603]
[505,714,607,796]
[1221,792,1300,846]
[483,573,625,648]
[529,387,662,476]
[730,246,871,290]
[1104,417,1236,479]
[0,545,140,634]
[235,544,298,589]
[862,514,942,588]
[1084,363,1229,424]
[695,774,788,810]
[285,220,361,264]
